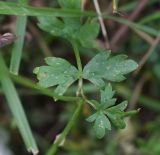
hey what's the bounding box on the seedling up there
[34,0,138,143]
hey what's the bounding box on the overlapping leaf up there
[83,51,138,88]
[37,0,99,48]
[86,84,129,138]
[33,57,79,95]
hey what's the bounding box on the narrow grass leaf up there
[139,12,160,24]
[0,1,95,17]
[10,16,27,75]
[10,0,28,74]
[0,53,39,154]
[104,15,160,36]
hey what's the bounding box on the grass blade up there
[139,12,160,24]
[10,13,27,74]
[0,1,95,17]
[0,53,39,154]
[9,0,28,74]
[104,15,159,36]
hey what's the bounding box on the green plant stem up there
[112,0,118,13]
[10,74,80,102]
[71,40,82,74]
[11,74,96,109]
[45,39,85,155]
[71,40,83,96]
[46,99,84,155]
[70,40,95,110]
[67,84,160,111]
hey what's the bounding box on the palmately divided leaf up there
[33,57,79,95]
[83,51,138,88]
[86,84,130,138]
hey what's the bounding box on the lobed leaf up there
[83,51,138,88]
[87,112,111,139]
[100,83,115,103]
[86,85,130,138]
[33,57,79,95]
[94,112,111,139]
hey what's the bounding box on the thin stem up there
[134,34,160,75]
[93,0,110,49]
[10,74,80,102]
[80,90,97,109]
[112,0,118,13]
[71,40,83,96]
[46,99,84,155]
[70,40,97,108]
[71,40,83,73]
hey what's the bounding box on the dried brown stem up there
[93,0,110,49]
[128,74,149,110]
[134,35,160,75]
[133,28,154,45]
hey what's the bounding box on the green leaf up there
[100,98,116,110]
[87,111,111,138]
[93,112,111,139]
[89,100,100,110]
[100,83,115,103]
[38,16,64,37]
[105,101,128,129]
[99,84,117,109]
[37,0,81,41]
[86,112,98,122]
[87,77,105,88]
[83,51,138,88]
[37,0,99,49]
[75,22,100,48]
[38,17,99,49]
[37,0,82,40]
[87,85,130,138]
[33,57,79,95]
[58,0,81,35]
[115,101,128,111]
[107,112,126,129]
